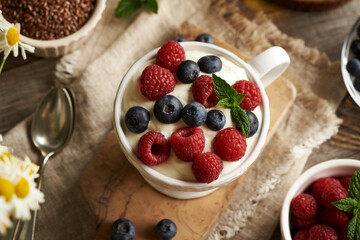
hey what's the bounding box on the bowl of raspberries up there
[281,159,360,240]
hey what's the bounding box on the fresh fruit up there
[358,24,360,37]
[155,219,177,240]
[292,215,318,229]
[246,111,258,137]
[338,176,352,191]
[176,60,200,83]
[181,101,207,127]
[170,127,205,161]
[124,106,150,133]
[350,39,360,57]
[293,229,309,240]
[308,224,338,240]
[319,208,349,229]
[346,58,360,77]
[212,128,247,161]
[291,193,318,220]
[111,218,136,240]
[173,36,186,42]
[232,80,262,111]
[138,131,171,166]
[192,152,223,183]
[354,77,360,91]
[311,178,341,202]
[140,65,176,100]
[192,75,218,108]
[197,55,222,73]
[206,110,226,131]
[156,40,185,73]
[195,33,215,44]
[154,95,183,124]
[320,183,348,209]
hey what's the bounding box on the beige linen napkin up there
[2,0,346,239]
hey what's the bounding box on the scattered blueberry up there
[155,219,177,240]
[154,95,183,124]
[173,36,187,42]
[197,55,222,73]
[354,77,360,91]
[125,106,150,134]
[346,58,360,77]
[246,111,259,138]
[350,40,360,57]
[182,101,207,127]
[177,60,200,83]
[195,33,215,44]
[111,218,136,240]
[206,110,226,131]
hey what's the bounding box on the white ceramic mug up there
[113,42,290,199]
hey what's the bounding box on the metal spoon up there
[11,87,76,240]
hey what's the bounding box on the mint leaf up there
[231,106,250,138]
[231,93,245,107]
[143,0,158,13]
[333,198,358,213]
[212,74,239,101]
[115,0,141,18]
[347,214,360,240]
[218,98,234,108]
[349,170,360,201]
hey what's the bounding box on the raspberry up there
[192,152,223,183]
[212,128,247,161]
[340,225,347,240]
[311,178,341,202]
[192,75,218,108]
[138,131,171,166]
[140,65,176,100]
[338,176,352,191]
[292,215,318,229]
[170,127,205,161]
[232,80,262,111]
[291,193,318,220]
[308,224,338,240]
[156,40,185,73]
[320,183,348,209]
[294,229,309,240]
[320,208,349,229]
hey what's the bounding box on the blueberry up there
[155,219,177,240]
[197,55,222,73]
[357,24,360,37]
[195,33,215,44]
[173,36,186,42]
[154,95,183,124]
[206,110,226,131]
[350,40,360,57]
[125,106,150,134]
[182,101,207,127]
[177,60,200,83]
[246,111,259,138]
[346,58,360,77]
[111,218,136,240]
[354,77,360,91]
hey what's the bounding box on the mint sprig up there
[333,170,360,240]
[115,0,158,18]
[212,74,250,137]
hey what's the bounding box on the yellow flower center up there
[0,177,14,201]
[15,177,30,199]
[6,27,19,46]
[0,152,11,162]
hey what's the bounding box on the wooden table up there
[1,0,360,238]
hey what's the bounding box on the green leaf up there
[349,170,360,201]
[143,0,158,13]
[218,98,234,108]
[347,214,360,240]
[231,106,250,138]
[115,0,141,18]
[231,93,245,107]
[333,198,358,213]
[212,74,239,101]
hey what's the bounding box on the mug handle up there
[247,46,290,88]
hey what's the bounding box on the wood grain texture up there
[80,23,297,240]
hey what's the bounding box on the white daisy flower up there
[0,196,12,236]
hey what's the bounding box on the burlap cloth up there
[2,0,345,239]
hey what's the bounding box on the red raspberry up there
[320,208,349,229]
[192,75,218,108]
[156,40,185,73]
[340,225,347,240]
[293,215,318,229]
[140,64,176,100]
[138,131,171,166]
[311,178,342,202]
[320,183,348,209]
[212,128,247,161]
[291,193,318,220]
[232,80,262,111]
[338,176,352,191]
[308,224,338,240]
[294,229,309,240]
[170,127,205,161]
[192,152,223,183]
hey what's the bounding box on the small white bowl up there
[280,159,360,240]
[113,42,290,199]
[19,0,106,58]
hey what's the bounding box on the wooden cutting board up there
[80,22,297,240]
[270,0,352,11]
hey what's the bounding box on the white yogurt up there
[122,50,263,182]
